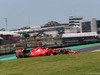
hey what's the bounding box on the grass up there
[0,51,100,75]
[0,48,17,53]
[0,49,11,53]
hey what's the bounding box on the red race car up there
[15,46,79,58]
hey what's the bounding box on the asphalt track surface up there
[74,45,100,53]
[0,43,100,60]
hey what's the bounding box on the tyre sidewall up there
[17,53,25,58]
[58,49,66,55]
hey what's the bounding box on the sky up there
[0,0,100,30]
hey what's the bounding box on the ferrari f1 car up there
[15,46,79,58]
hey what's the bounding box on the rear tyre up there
[17,53,25,58]
[58,49,66,55]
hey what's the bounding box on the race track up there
[74,45,100,53]
[0,43,100,61]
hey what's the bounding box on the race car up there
[15,46,79,58]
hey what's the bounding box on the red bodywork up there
[15,47,79,58]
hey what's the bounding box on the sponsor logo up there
[36,49,41,52]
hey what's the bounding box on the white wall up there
[62,32,98,38]
[80,18,97,33]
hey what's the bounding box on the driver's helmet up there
[46,48,49,50]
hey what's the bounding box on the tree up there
[21,26,30,30]
[23,33,30,38]
[33,34,37,39]
[44,21,60,26]
[0,28,5,31]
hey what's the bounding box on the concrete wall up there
[80,18,97,33]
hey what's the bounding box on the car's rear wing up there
[15,48,24,56]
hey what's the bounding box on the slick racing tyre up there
[58,49,66,55]
[17,53,25,58]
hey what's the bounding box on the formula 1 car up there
[15,46,79,58]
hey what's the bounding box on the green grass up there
[0,49,11,53]
[0,51,100,75]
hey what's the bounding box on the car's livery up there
[15,46,79,58]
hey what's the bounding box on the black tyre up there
[17,53,25,58]
[53,52,58,55]
[58,49,66,55]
